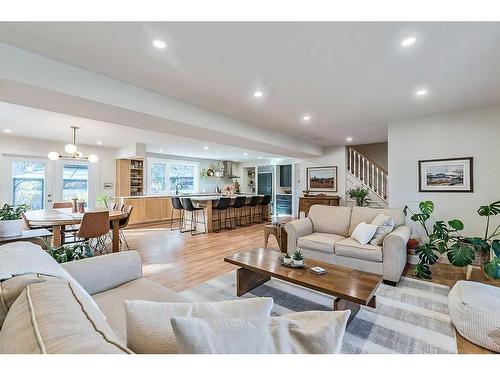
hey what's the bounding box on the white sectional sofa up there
[285,205,411,284]
[0,242,187,353]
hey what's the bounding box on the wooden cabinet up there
[115,196,171,226]
[298,195,340,217]
[116,159,144,197]
[279,165,292,187]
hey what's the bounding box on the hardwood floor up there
[125,221,496,354]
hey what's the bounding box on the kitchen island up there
[115,194,270,232]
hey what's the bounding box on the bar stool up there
[258,195,272,223]
[170,196,184,231]
[244,196,261,225]
[212,197,232,232]
[231,196,247,227]
[181,198,206,236]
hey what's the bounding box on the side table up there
[264,223,287,253]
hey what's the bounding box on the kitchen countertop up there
[116,193,262,200]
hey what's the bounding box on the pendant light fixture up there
[48,126,99,163]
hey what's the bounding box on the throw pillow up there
[125,297,274,354]
[171,310,350,354]
[369,213,394,246]
[351,222,378,245]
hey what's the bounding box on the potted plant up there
[346,186,371,206]
[97,194,113,208]
[292,250,304,267]
[283,253,293,265]
[0,204,28,237]
[43,239,93,263]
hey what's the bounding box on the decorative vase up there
[0,219,23,237]
[283,257,293,265]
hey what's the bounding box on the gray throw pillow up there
[370,213,394,246]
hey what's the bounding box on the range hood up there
[222,161,240,179]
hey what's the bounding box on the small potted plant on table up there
[283,253,293,265]
[292,250,304,267]
[0,204,28,237]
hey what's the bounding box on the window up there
[62,164,89,203]
[12,161,45,209]
[148,159,199,194]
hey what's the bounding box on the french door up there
[2,157,53,209]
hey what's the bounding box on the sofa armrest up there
[61,251,142,295]
[382,225,411,283]
[285,218,313,254]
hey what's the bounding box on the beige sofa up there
[0,242,187,353]
[285,205,411,284]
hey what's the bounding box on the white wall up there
[388,104,500,237]
[353,142,388,170]
[0,135,116,208]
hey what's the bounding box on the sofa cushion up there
[334,238,383,262]
[369,213,395,246]
[0,241,102,328]
[308,205,352,237]
[348,207,405,235]
[171,310,350,354]
[0,279,130,354]
[92,277,188,344]
[297,233,345,254]
[125,297,274,354]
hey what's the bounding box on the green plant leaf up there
[411,213,430,223]
[469,237,489,253]
[419,201,434,215]
[491,240,500,257]
[447,242,475,267]
[415,243,439,265]
[483,257,500,279]
[432,221,449,241]
[448,219,464,231]
[478,201,500,216]
[413,263,431,279]
[436,241,448,254]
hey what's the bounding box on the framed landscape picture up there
[306,166,337,192]
[418,157,473,192]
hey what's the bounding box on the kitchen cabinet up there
[279,165,292,187]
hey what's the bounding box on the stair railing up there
[347,146,388,201]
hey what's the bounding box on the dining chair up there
[52,201,79,242]
[75,211,110,255]
[118,205,134,250]
[52,202,73,209]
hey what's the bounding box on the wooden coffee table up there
[224,248,383,322]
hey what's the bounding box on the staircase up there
[346,146,388,208]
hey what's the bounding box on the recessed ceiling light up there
[346,137,353,142]
[243,152,248,156]
[96,141,102,145]
[4,129,12,133]
[302,115,311,121]
[204,146,209,150]
[253,90,264,98]
[159,149,164,153]
[401,36,416,47]
[152,39,167,49]
[415,89,428,97]
[258,156,263,159]
[235,159,239,162]
[215,156,219,159]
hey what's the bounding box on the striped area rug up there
[180,271,457,354]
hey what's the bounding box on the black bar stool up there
[212,197,232,232]
[258,195,272,223]
[231,196,247,227]
[170,196,184,231]
[244,196,261,225]
[180,198,206,235]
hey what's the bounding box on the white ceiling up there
[0,102,284,161]
[1,22,500,146]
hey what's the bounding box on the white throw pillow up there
[125,297,274,354]
[369,213,394,246]
[171,310,350,354]
[351,222,378,245]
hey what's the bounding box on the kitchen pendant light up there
[48,126,98,163]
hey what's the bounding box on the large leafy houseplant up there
[0,204,28,220]
[346,186,371,207]
[404,200,500,279]
[0,204,28,237]
[43,239,93,264]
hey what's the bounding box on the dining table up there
[24,208,128,253]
